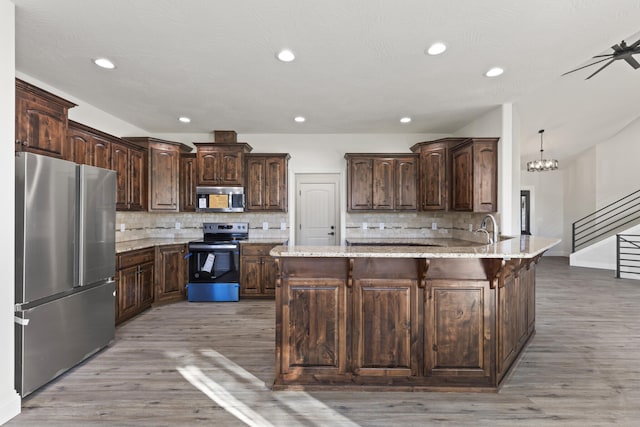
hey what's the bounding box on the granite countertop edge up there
[270,236,561,259]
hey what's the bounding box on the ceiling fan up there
[563,39,640,79]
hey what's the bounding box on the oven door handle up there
[188,243,239,250]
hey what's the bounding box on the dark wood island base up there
[272,254,544,392]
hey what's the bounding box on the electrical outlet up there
[120,223,125,232]
[362,222,368,230]
[432,222,437,230]
[468,223,474,232]
[262,222,269,230]
[379,223,384,230]
[175,222,181,230]
[280,222,287,231]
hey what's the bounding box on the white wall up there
[0,1,21,423]
[521,169,566,255]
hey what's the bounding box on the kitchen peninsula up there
[270,235,559,391]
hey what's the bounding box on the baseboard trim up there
[0,391,21,425]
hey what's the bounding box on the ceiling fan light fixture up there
[426,42,447,56]
[485,67,504,77]
[527,129,559,172]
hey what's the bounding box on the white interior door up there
[296,174,340,246]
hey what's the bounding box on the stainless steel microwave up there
[195,186,245,213]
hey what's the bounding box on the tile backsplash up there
[345,211,501,243]
[116,211,289,242]
[118,210,501,244]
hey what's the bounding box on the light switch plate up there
[468,223,474,231]
[175,222,181,230]
[379,223,384,230]
[262,222,269,230]
[280,222,287,230]
[432,222,437,230]
[120,223,125,232]
[362,222,368,230]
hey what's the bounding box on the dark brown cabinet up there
[246,154,290,212]
[116,248,155,324]
[124,137,192,212]
[414,141,449,211]
[66,120,114,168]
[411,137,498,212]
[240,243,279,297]
[111,140,147,211]
[345,154,417,211]
[451,138,498,212]
[155,244,188,304]
[425,280,491,381]
[194,142,253,186]
[15,79,76,160]
[179,153,197,212]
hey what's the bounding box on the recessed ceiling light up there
[426,42,447,56]
[93,58,116,69]
[400,117,412,124]
[178,116,191,123]
[277,49,296,62]
[294,116,306,123]
[485,67,504,77]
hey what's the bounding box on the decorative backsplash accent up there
[116,212,289,242]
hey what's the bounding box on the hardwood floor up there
[8,257,640,426]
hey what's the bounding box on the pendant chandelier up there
[527,129,558,172]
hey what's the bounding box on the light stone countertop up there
[345,237,480,247]
[116,237,288,253]
[270,235,561,259]
[116,238,195,254]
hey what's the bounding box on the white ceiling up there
[12,0,640,163]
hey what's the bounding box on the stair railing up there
[616,234,640,279]
[572,189,640,252]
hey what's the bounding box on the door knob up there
[328,232,335,235]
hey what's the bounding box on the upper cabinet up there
[246,153,290,212]
[67,120,115,169]
[179,153,197,212]
[411,137,498,213]
[111,140,147,211]
[345,153,418,212]
[451,138,498,212]
[15,79,76,160]
[124,137,192,212]
[195,142,253,186]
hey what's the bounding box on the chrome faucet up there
[478,214,499,244]
[474,227,492,244]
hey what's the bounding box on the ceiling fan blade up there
[630,39,640,49]
[624,56,640,69]
[593,53,615,58]
[586,59,615,79]
[562,57,613,76]
[611,43,624,52]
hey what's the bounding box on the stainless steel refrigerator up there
[15,152,117,397]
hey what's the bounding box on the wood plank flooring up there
[7,257,640,426]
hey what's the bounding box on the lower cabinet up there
[275,257,537,390]
[240,243,279,297]
[116,248,155,325]
[155,244,188,304]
